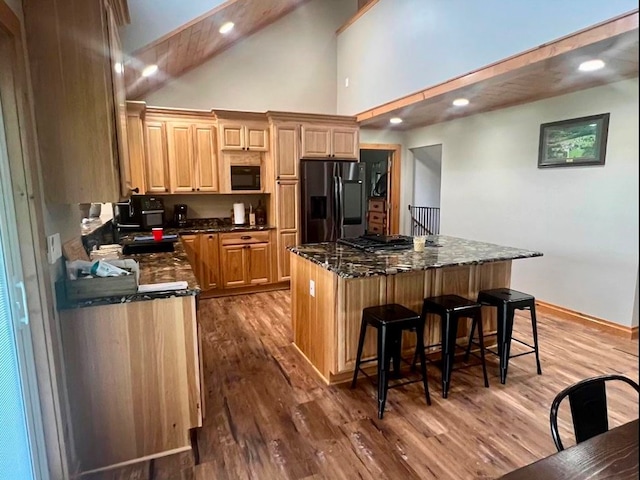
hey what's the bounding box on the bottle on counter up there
[255,200,266,225]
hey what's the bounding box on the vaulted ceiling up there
[123,0,310,100]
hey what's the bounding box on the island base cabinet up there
[291,254,511,384]
[60,296,201,474]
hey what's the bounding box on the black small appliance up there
[174,204,188,227]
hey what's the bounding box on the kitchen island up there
[58,239,203,475]
[289,235,542,385]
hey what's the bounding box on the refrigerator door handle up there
[337,178,344,238]
[333,175,340,240]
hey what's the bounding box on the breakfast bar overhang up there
[289,236,543,385]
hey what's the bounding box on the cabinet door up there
[245,124,269,151]
[105,3,131,198]
[275,125,299,179]
[144,121,170,193]
[126,105,146,194]
[167,122,196,193]
[331,127,359,160]
[276,180,299,231]
[278,231,298,281]
[181,235,200,283]
[301,125,332,158]
[201,234,220,290]
[193,124,218,192]
[220,245,248,288]
[219,123,244,150]
[248,243,271,285]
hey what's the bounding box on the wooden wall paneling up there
[60,297,195,472]
[473,261,512,336]
[433,265,476,340]
[336,275,387,373]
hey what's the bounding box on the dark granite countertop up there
[289,235,542,279]
[58,238,200,309]
[168,224,275,235]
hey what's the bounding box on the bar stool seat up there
[472,287,542,384]
[351,304,431,419]
[416,294,490,398]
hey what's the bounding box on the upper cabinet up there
[301,124,359,160]
[125,102,147,194]
[219,122,269,152]
[24,0,131,203]
[273,124,299,180]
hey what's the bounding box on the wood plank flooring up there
[87,291,639,480]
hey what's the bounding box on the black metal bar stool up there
[351,304,431,419]
[414,294,489,398]
[469,288,542,384]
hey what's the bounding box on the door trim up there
[359,143,401,234]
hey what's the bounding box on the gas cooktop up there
[337,235,414,252]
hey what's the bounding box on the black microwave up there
[230,165,261,191]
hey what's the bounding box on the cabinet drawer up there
[368,198,386,212]
[220,231,270,246]
[367,212,386,224]
[367,223,385,234]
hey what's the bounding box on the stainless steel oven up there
[230,165,261,191]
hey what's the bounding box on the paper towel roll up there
[233,203,245,225]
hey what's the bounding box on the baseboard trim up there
[536,300,638,340]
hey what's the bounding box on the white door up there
[0,94,47,479]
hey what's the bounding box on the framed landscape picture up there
[538,113,610,168]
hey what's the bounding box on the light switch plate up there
[309,279,315,297]
[47,233,62,264]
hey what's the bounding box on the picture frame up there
[538,113,610,168]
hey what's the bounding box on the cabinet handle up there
[131,187,140,194]
[192,188,195,191]
[197,188,200,191]
[241,235,251,240]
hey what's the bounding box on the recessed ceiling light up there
[389,117,403,124]
[578,59,605,72]
[141,64,158,77]
[114,62,123,74]
[452,98,469,107]
[219,21,235,34]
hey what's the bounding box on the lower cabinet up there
[59,296,201,473]
[181,231,273,293]
[220,231,271,288]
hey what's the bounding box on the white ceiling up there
[119,0,229,53]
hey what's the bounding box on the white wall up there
[120,0,227,53]
[403,79,639,326]
[336,0,637,114]
[144,0,356,113]
[412,145,441,208]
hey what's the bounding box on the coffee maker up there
[173,204,188,227]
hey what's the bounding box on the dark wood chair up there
[550,374,640,451]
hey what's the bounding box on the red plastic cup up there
[152,228,163,241]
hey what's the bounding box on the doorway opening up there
[359,144,401,235]
[409,144,442,235]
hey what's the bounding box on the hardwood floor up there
[87,291,639,480]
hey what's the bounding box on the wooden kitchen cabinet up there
[219,122,269,151]
[219,231,271,288]
[144,119,170,193]
[59,296,200,473]
[301,124,359,160]
[167,121,218,193]
[201,233,220,290]
[275,180,299,281]
[181,234,201,281]
[125,102,147,194]
[24,0,131,203]
[274,124,299,180]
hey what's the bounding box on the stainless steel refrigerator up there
[301,160,366,243]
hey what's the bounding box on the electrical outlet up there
[309,279,315,297]
[47,233,62,264]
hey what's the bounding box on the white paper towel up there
[233,203,245,224]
